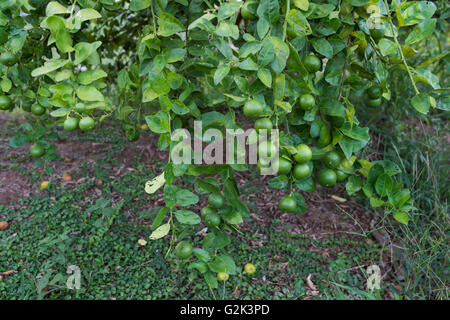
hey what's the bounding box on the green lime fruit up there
[304,55,322,73]
[64,117,79,131]
[244,99,264,118]
[317,169,337,187]
[0,95,12,110]
[174,241,193,259]
[0,52,17,66]
[254,118,273,132]
[323,151,341,169]
[277,158,292,175]
[279,196,297,213]
[208,193,225,209]
[293,163,311,180]
[200,206,215,219]
[366,97,382,108]
[75,103,87,113]
[29,144,45,158]
[293,144,312,163]
[31,104,45,116]
[367,85,382,99]
[299,94,315,110]
[370,25,385,41]
[22,100,32,112]
[79,117,95,131]
[205,212,221,228]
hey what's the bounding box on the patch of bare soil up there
[0,113,165,204]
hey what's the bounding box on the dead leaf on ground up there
[306,274,319,296]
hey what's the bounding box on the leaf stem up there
[282,0,291,42]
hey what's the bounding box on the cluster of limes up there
[277,144,313,213]
[173,193,225,260]
[0,52,17,112]
[266,143,352,213]
[200,193,225,228]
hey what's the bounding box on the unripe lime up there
[174,241,193,259]
[293,144,312,163]
[64,117,79,131]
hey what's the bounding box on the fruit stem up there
[382,0,419,95]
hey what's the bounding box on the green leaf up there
[411,93,430,114]
[401,1,436,26]
[151,207,167,230]
[77,69,107,85]
[176,189,199,207]
[393,189,410,208]
[31,59,69,77]
[44,15,73,53]
[310,38,333,59]
[239,41,262,58]
[171,100,190,115]
[212,232,231,249]
[9,134,29,148]
[258,40,275,66]
[375,173,393,197]
[273,73,285,101]
[76,85,104,102]
[378,38,398,56]
[295,176,316,193]
[175,210,201,225]
[257,68,272,87]
[293,0,309,11]
[46,1,69,16]
[145,111,170,134]
[193,248,211,261]
[268,36,289,74]
[319,98,346,118]
[73,41,102,65]
[204,272,218,288]
[130,0,151,11]
[214,65,230,85]
[287,9,312,36]
[405,19,436,45]
[348,0,369,7]
[188,13,216,31]
[257,0,280,25]
[50,107,71,117]
[221,209,243,225]
[218,2,242,20]
[268,175,288,189]
[292,192,306,214]
[238,58,259,71]
[208,254,237,274]
[157,13,185,37]
[75,8,101,22]
[215,21,239,40]
[393,211,409,225]
[346,176,363,195]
